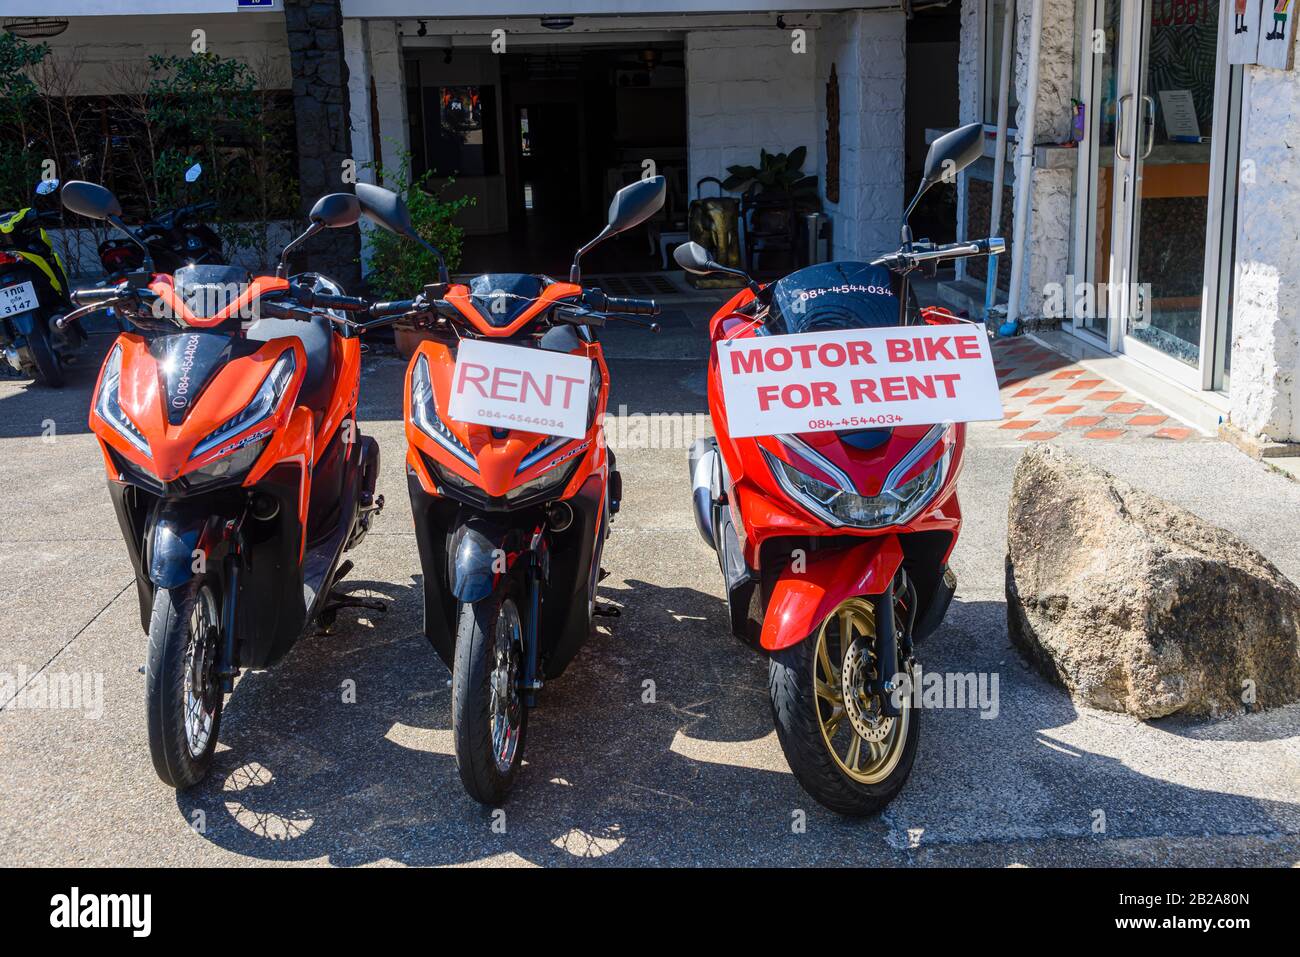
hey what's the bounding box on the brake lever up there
[611,313,661,333]
[57,302,113,329]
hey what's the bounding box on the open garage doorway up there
[404,41,687,277]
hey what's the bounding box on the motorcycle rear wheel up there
[769,596,918,816]
[22,329,63,388]
[452,584,528,806]
[145,582,224,789]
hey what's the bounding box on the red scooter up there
[677,123,1002,815]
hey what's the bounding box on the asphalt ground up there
[1,308,1297,867]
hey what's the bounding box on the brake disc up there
[840,637,893,743]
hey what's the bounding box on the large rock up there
[1005,445,1300,719]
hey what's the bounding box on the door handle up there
[1140,94,1157,160]
[1115,93,1134,160]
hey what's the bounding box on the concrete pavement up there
[1,309,1297,867]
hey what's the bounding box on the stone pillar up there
[1229,65,1300,444]
[1013,0,1075,320]
[815,10,905,261]
[284,0,360,289]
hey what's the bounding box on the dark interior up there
[406,43,687,277]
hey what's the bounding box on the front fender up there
[449,517,510,603]
[760,535,904,651]
[146,501,217,589]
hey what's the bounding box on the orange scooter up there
[59,181,389,788]
[350,179,666,804]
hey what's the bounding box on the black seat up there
[245,313,335,413]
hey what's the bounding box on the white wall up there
[1230,64,1300,443]
[15,15,291,94]
[815,9,906,261]
[686,28,820,207]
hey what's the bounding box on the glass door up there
[1074,0,1236,392]
[1120,0,1221,386]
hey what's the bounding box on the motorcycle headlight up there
[95,345,151,457]
[762,438,951,529]
[411,354,478,471]
[184,437,270,490]
[190,351,295,460]
[505,458,579,505]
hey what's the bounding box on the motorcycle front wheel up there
[769,596,918,816]
[451,584,527,806]
[145,582,224,789]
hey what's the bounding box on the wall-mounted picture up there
[1228,0,1263,63]
[1257,0,1298,69]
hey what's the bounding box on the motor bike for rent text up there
[348,177,667,805]
[0,178,82,386]
[677,124,1004,815]
[59,180,389,789]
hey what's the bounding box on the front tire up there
[145,582,223,789]
[769,596,918,816]
[451,586,527,805]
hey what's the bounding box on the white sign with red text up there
[717,325,1002,438]
[448,339,592,439]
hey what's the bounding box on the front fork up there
[870,567,918,718]
[521,529,549,708]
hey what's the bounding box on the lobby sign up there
[448,339,592,439]
[717,325,1004,439]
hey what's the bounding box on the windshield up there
[763,261,900,336]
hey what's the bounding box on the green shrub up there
[363,153,475,299]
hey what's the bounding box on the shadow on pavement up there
[175,576,1300,866]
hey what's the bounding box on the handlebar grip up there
[71,287,125,306]
[604,295,659,317]
[289,285,370,313]
[260,301,315,322]
[368,299,418,318]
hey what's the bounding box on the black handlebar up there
[288,283,371,313]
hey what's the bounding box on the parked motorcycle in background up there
[96,164,224,279]
[350,178,666,805]
[679,124,1002,815]
[59,179,388,789]
[0,178,82,386]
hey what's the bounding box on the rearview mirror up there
[309,192,361,229]
[921,122,984,187]
[61,180,123,221]
[673,240,758,291]
[355,182,449,284]
[902,121,985,236]
[570,175,667,282]
[673,241,714,275]
[184,163,203,184]
[607,175,666,235]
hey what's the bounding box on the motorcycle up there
[59,179,389,789]
[96,165,224,279]
[0,178,81,386]
[676,123,1002,815]
[348,177,667,804]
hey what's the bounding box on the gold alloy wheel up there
[813,597,909,784]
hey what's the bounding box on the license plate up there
[0,281,38,319]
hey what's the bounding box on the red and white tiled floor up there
[986,337,1200,442]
